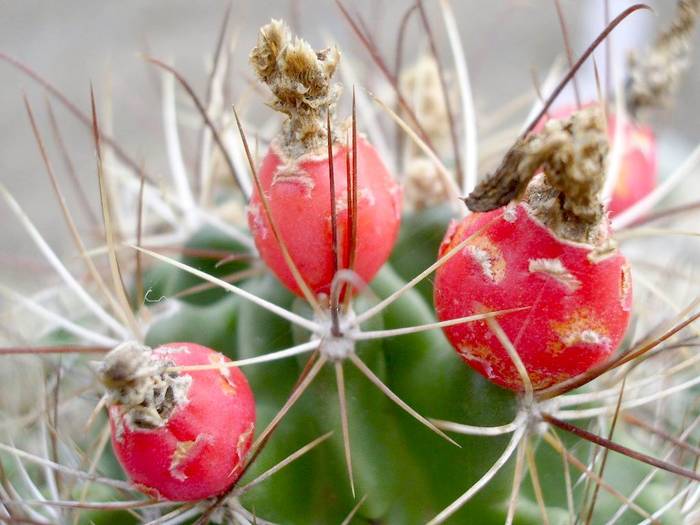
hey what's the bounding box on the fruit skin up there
[434,204,632,391]
[537,105,657,217]
[108,342,255,501]
[247,136,402,297]
[606,114,657,216]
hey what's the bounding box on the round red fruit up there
[248,137,401,297]
[103,342,255,501]
[248,19,402,298]
[434,205,632,391]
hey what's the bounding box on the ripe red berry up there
[248,138,401,297]
[101,342,255,501]
[437,106,632,391]
[537,105,657,217]
[434,205,632,391]
[247,20,401,298]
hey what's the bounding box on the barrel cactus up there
[2,2,700,524]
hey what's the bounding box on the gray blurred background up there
[0,0,696,289]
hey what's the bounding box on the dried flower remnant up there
[466,106,609,243]
[99,342,192,430]
[534,103,658,217]
[626,0,700,118]
[403,157,449,211]
[250,19,341,157]
[400,55,451,155]
[400,55,451,210]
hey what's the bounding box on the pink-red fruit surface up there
[248,137,402,297]
[537,105,657,217]
[434,205,632,391]
[109,343,255,501]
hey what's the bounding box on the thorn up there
[232,105,323,315]
[90,87,143,341]
[416,0,464,187]
[327,109,341,335]
[525,438,550,525]
[542,413,700,482]
[145,56,247,196]
[335,361,355,498]
[236,431,333,495]
[584,378,626,524]
[135,171,146,312]
[340,494,368,525]
[553,0,581,108]
[523,4,652,137]
[348,353,460,448]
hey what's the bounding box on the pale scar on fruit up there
[170,435,209,482]
[457,344,498,380]
[461,343,567,391]
[620,264,633,309]
[528,258,581,293]
[230,423,255,477]
[502,203,518,223]
[461,337,570,389]
[248,202,269,240]
[208,353,238,396]
[550,308,611,349]
[526,369,572,390]
[463,235,506,283]
[271,166,315,198]
[333,187,375,214]
[441,213,479,253]
[546,339,566,357]
[459,339,531,390]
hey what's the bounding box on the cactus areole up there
[436,107,633,391]
[246,20,401,298]
[99,342,255,501]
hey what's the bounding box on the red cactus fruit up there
[100,342,255,501]
[434,205,632,391]
[248,137,401,297]
[436,106,632,391]
[537,104,657,217]
[247,19,401,298]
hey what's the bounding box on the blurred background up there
[0,0,696,288]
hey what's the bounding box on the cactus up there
[1,2,700,525]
